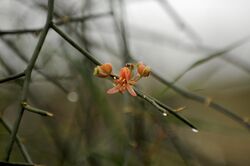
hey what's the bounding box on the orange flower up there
[107,67,137,96]
[137,62,151,77]
[93,63,112,78]
[93,62,150,97]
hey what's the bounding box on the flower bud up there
[100,63,112,74]
[125,63,134,70]
[93,63,112,78]
[137,62,151,77]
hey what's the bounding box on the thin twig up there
[0,12,111,36]
[1,39,68,93]
[55,11,112,25]
[151,70,250,130]
[109,2,197,163]
[3,0,55,161]
[0,28,42,36]
[135,88,198,131]
[161,36,250,94]
[157,0,202,45]
[0,118,33,163]
[85,24,250,75]
[0,54,17,75]
[21,102,53,117]
[156,0,250,76]
[109,0,131,62]
[51,24,197,130]
[0,161,42,166]
[51,24,101,66]
[0,72,25,84]
[51,6,249,131]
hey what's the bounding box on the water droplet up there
[162,112,167,116]
[67,91,79,102]
[192,128,199,133]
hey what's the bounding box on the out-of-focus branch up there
[0,28,41,36]
[156,0,250,75]
[157,0,202,45]
[150,70,250,130]
[109,0,131,62]
[0,54,14,75]
[55,11,112,26]
[51,24,101,66]
[21,102,53,117]
[0,12,112,36]
[0,118,33,164]
[162,36,250,93]
[84,24,250,75]
[0,161,42,166]
[1,39,68,93]
[0,72,25,84]
[3,0,55,161]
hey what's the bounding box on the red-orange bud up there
[137,62,151,77]
[93,63,112,78]
[100,63,112,74]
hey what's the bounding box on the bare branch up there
[135,88,198,131]
[0,12,111,36]
[0,72,25,84]
[0,161,42,166]
[1,39,68,93]
[3,0,55,161]
[0,118,33,163]
[51,24,101,66]
[21,102,53,117]
[157,0,202,45]
[150,70,250,130]
[165,36,250,89]
[51,24,198,130]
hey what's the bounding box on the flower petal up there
[120,67,131,81]
[126,85,137,96]
[107,86,120,94]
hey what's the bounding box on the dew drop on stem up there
[162,112,167,116]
